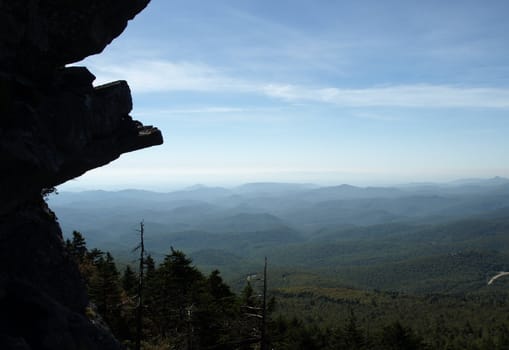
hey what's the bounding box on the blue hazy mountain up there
[50,178,509,241]
[50,178,509,293]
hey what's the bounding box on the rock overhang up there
[0,0,163,215]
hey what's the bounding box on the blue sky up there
[65,0,509,190]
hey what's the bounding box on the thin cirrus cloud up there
[86,57,509,109]
[87,59,248,93]
[133,107,249,118]
[262,84,509,109]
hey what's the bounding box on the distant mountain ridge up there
[49,177,509,294]
[50,177,509,239]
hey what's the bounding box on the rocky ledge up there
[0,0,162,349]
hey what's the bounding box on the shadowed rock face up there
[0,0,162,348]
[0,0,150,74]
[1,66,163,215]
[0,0,163,216]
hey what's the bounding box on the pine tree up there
[152,248,205,345]
[379,321,423,350]
[200,270,238,347]
[88,252,123,335]
[332,309,366,350]
[209,269,234,301]
[144,255,156,277]
[65,230,88,263]
[141,254,158,340]
[241,282,255,307]
[121,265,138,297]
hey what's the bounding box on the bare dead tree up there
[134,221,145,350]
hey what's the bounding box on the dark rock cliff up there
[0,0,162,348]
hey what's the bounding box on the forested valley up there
[66,233,509,349]
[56,178,509,349]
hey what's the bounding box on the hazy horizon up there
[57,172,508,192]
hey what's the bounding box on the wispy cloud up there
[262,83,509,108]
[134,106,292,124]
[136,107,248,115]
[83,57,509,109]
[85,59,248,93]
[352,111,402,122]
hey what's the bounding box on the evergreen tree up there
[121,265,138,297]
[141,254,158,340]
[378,321,423,350]
[143,254,157,299]
[209,269,235,301]
[332,309,366,350]
[241,282,255,307]
[151,248,206,346]
[144,254,156,277]
[65,230,88,263]
[199,270,238,347]
[88,252,123,335]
